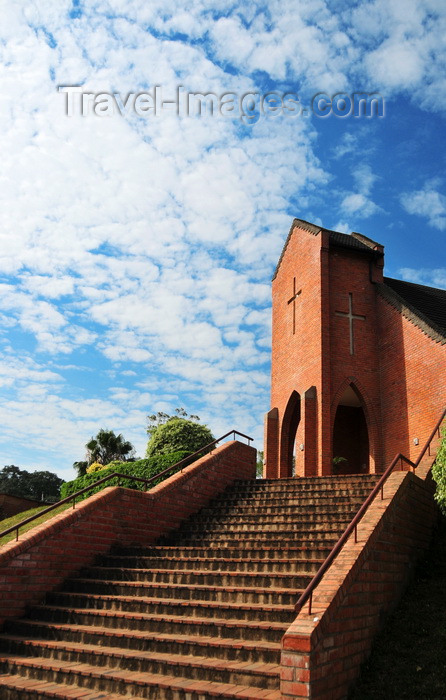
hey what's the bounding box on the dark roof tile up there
[380,277,446,342]
[329,230,372,251]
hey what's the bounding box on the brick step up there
[232,475,379,488]
[163,533,340,547]
[0,637,281,690]
[250,475,380,484]
[176,522,350,536]
[213,485,378,501]
[97,555,323,575]
[197,500,365,515]
[227,476,379,493]
[74,566,313,589]
[63,578,303,606]
[46,590,297,623]
[165,525,347,540]
[6,618,282,664]
[0,656,282,699]
[188,511,357,526]
[110,544,333,560]
[0,673,124,699]
[27,605,289,643]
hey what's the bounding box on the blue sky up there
[0,0,445,481]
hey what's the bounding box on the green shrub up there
[60,451,191,504]
[432,428,446,515]
[146,418,214,458]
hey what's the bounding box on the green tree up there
[432,429,446,515]
[72,460,88,477]
[73,429,135,476]
[146,409,214,458]
[86,429,135,466]
[0,465,64,502]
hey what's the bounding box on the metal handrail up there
[295,407,446,615]
[0,429,253,543]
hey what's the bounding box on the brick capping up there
[377,281,446,345]
[0,440,256,629]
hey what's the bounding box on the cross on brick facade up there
[287,277,302,335]
[335,292,365,355]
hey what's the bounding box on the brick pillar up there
[264,407,279,478]
[303,386,318,476]
[320,234,332,475]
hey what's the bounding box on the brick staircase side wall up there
[281,467,438,700]
[0,440,256,629]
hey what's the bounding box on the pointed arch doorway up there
[332,385,369,474]
[279,391,301,478]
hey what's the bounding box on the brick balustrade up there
[0,440,256,629]
[281,457,438,699]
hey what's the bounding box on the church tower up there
[264,219,446,478]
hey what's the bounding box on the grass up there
[350,515,446,699]
[0,502,72,547]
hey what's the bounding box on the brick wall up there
[378,294,446,467]
[328,249,383,474]
[0,494,43,520]
[267,223,325,477]
[281,456,438,699]
[0,440,256,629]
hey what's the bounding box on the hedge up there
[432,428,446,516]
[60,451,192,504]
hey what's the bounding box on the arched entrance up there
[279,391,301,478]
[332,385,369,474]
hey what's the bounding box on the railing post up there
[354,523,358,543]
[308,591,313,615]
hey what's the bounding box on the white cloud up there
[341,193,380,218]
[399,267,446,289]
[400,185,446,230]
[0,0,445,477]
[340,163,381,219]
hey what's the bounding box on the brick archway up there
[279,390,301,478]
[331,379,379,474]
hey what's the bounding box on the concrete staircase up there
[0,474,380,699]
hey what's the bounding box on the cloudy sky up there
[1,0,445,482]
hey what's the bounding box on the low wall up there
[0,494,44,520]
[281,465,438,699]
[0,440,256,629]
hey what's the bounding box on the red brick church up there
[264,218,446,479]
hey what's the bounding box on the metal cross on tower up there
[335,292,365,355]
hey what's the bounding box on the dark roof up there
[381,277,446,341]
[329,230,374,252]
[273,218,382,280]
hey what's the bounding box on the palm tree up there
[85,429,135,466]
